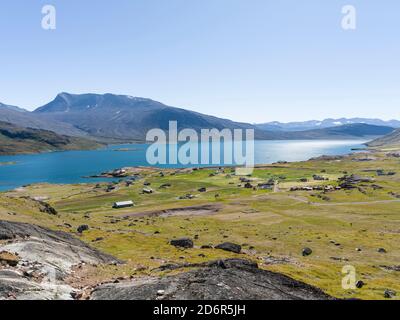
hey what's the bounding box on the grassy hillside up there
[0,121,103,155]
[1,147,400,299]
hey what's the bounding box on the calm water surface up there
[0,140,367,191]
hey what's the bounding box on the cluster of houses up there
[239,178,275,190]
[338,174,374,189]
[290,185,339,192]
[312,175,329,181]
[387,152,400,158]
[290,174,377,192]
[376,169,396,176]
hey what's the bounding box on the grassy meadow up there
[1,148,400,299]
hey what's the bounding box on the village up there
[1,149,400,300]
[91,161,393,212]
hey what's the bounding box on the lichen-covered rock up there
[0,220,121,300]
[77,225,89,233]
[0,251,20,267]
[215,242,241,254]
[302,247,313,256]
[91,259,333,300]
[170,238,194,249]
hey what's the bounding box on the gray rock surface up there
[302,247,313,256]
[0,221,117,263]
[91,259,333,300]
[215,242,242,254]
[170,238,194,249]
[0,220,120,300]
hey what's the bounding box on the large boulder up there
[384,289,397,299]
[91,259,334,300]
[170,238,194,249]
[302,247,313,256]
[77,225,89,233]
[215,242,242,254]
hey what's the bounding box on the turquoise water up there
[0,140,367,191]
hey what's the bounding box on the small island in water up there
[0,161,16,166]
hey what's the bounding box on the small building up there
[244,182,253,189]
[125,180,134,187]
[143,188,154,194]
[113,200,134,209]
[258,182,275,190]
[112,169,128,177]
[313,175,326,181]
[179,194,195,200]
[32,196,50,201]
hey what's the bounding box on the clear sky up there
[0,0,399,123]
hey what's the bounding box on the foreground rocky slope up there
[0,220,333,300]
[0,220,120,300]
[91,259,332,300]
[2,150,400,299]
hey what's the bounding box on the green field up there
[1,149,400,300]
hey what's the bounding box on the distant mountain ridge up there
[0,102,89,137]
[256,118,400,132]
[0,102,27,113]
[33,93,273,140]
[0,121,102,155]
[0,93,397,143]
[282,123,394,140]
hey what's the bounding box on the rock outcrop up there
[170,238,194,249]
[1,221,334,300]
[215,242,242,254]
[91,259,333,300]
[0,220,120,300]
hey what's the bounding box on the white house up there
[113,200,134,209]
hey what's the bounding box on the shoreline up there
[0,138,371,157]
[1,143,399,300]
[0,148,373,193]
[0,141,372,192]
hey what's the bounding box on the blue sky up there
[0,0,399,122]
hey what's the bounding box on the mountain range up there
[273,123,394,140]
[33,93,272,141]
[0,101,89,137]
[255,118,400,132]
[0,93,399,153]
